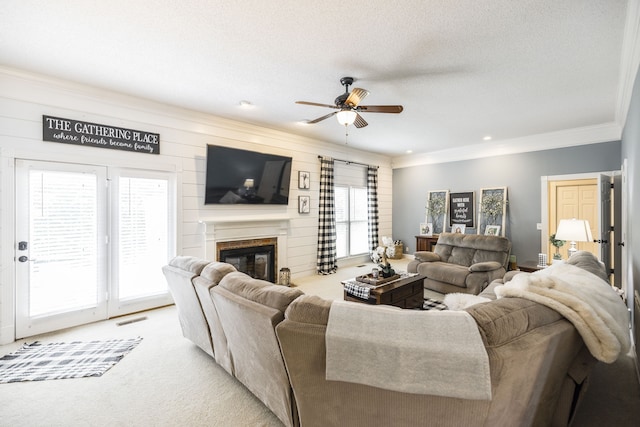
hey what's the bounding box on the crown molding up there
[391,122,622,169]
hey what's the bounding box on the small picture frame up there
[484,225,501,236]
[298,171,310,189]
[419,222,433,236]
[298,195,310,213]
[452,224,466,234]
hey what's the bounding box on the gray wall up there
[621,63,639,361]
[393,141,621,263]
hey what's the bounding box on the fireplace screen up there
[218,240,276,283]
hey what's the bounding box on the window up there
[334,163,368,258]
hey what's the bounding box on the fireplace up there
[217,238,277,282]
[201,215,289,282]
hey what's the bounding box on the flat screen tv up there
[204,145,292,205]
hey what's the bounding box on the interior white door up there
[15,160,108,338]
[598,174,612,280]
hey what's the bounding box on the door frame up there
[0,147,181,344]
[14,159,110,338]
[541,170,621,283]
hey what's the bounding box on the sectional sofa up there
[162,251,628,427]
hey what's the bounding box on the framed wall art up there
[425,190,449,234]
[298,195,310,213]
[449,191,475,229]
[419,222,433,236]
[478,187,508,236]
[452,224,466,234]
[298,171,310,189]
[484,225,501,236]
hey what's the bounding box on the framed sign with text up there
[42,115,160,155]
[449,191,475,229]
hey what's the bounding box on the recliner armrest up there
[414,251,441,262]
[468,261,502,272]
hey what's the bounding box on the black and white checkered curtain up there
[316,156,338,274]
[367,166,379,254]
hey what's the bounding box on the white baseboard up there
[0,324,15,345]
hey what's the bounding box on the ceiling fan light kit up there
[296,76,403,129]
[336,110,357,126]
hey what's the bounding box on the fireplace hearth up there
[217,238,277,282]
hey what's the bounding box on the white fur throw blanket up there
[495,263,630,363]
[325,301,492,400]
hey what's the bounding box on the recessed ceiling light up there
[238,100,254,109]
[406,149,413,154]
[483,135,492,141]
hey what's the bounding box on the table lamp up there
[554,218,593,257]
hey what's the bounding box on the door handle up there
[618,242,625,247]
[18,256,29,262]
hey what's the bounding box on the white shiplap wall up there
[0,67,393,343]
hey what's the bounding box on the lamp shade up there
[555,219,593,242]
[336,110,357,126]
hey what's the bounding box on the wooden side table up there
[517,261,546,273]
[415,235,439,252]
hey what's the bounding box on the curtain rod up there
[317,155,378,169]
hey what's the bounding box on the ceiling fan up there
[296,77,403,128]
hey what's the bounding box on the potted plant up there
[549,234,566,261]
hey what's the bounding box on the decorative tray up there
[355,273,401,286]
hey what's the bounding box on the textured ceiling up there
[0,1,634,159]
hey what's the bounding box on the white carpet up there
[0,306,282,427]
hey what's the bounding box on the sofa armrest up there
[414,251,440,262]
[469,261,502,272]
[503,270,526,283]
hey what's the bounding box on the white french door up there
[16,160,108,337]
[108,168,175,317]
[15,160,175,338]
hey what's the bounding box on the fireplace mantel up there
[199,216,290,271]
[201,213,290,225]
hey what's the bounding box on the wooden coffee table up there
[342,274,425,309]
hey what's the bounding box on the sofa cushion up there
[168,256,209,275]
[565,250,609,283]
[200,261,237,284]
[414,251,440,262]
[284,295,331,325]
[218,272,304,312]
[419,262,469,287]
[434,233,511,268]
[469,261,502,272]
[465,297,564,347]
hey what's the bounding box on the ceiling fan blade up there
[358,105,403,113]
[296,101,339,109]
[307,111,338,124]
[353,113,368,128]
[345,88,370,108]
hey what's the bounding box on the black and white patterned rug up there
[0,337,142,384]
[423,298,448,311]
